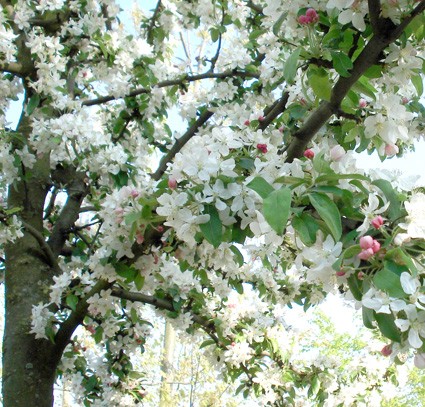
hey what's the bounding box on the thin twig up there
[82,70,259,107]
[151,109,214,181]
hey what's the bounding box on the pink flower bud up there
[257,143,268,153]
[381,344,392,357]
[168,177,177,189]
[359,235,374,249]
[244,119,250,126]
[358,248,374,260]
[136,232,144,244]
[384,144,399,157]
[298,14,311,25]
[336,270,346,277]
[258,115,265,122]
[371,215,384,229]
[157,225,164,232]
[130,189,139,198]
[278,126,284,133]
[303,149,314,159]
[402,96,409,104]
[305,8,319,23]
[372,239,381,253]
[414,353,425,368]
[359,98,367,108]
[357,271,365,280]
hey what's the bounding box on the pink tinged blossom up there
[244,119,250,126]
[384,143,399,157]
[371,215,384,229]
[372,240,380,253]
[136,232,144,244]
[278,126,284,133]
[257,143,268,154]
[357,271,365,280]
[303,149,314,159]
[168,177,177,189]
[130,189,139,198]
[380,344,392,356]
[358,248,374,260]
[330,145,345,161]
[359,235,374,249]
[402,96,409,104]
[359,98,367,108]
[258,115,265,122]
[336,270,346,277]
[414,353,425,369]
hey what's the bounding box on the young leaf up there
[246,176,274,199]
[331,51,353,77]
[374,312,402,343]
[26,94,40,115]
[272,11,288,36]
[373,269,406,298]
[199,205,222,248]
[309,192,342,241]
[263,187,291,235]
[283,48,301,84]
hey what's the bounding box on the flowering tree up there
[1,0,425,405]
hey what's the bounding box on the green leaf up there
[372,179,403,221]
[283,48,301,84]
[115,263,138,281]
[200,339,216,349]
[292,213,319,245]
[310,73,331,101]
[362,306,375,329]
[385,248,418,276]
[309,192,342,241]
[199,205,222,248]
[94,326,103,343]
[412,73,423,97]
[66,294,79,311]
[246,176,274,199]
[374,312,401,342]
[26,94,40,115]
[331,51,353,77]
[230,245,244,266]
[373,268,406,298]
[272,11,288,36]
[347,274,362,301]
[263,187,291,235]
[134,273,145,291]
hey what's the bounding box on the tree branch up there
[284,12,415,162]
[151,109,214,181]
[21,221,61,273]
[110,287,219,342]
[146,0,163,45]
[48,170,88,257]
[82,70,259,107]
[258,92,289,131]
[53,280,112,359]
[368,0,382,34]
[0,61,27,76]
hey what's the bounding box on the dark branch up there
[111,288,218,342]
[82,70,259,107]
[258,92,289,131]
[368,0,382,34]
[22,221,61,273]
[151,109,214,181]
[53,280,113,358]
[147,0,163,45]
[284,10,415,162]
[48,171,88,258]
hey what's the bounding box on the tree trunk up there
[2,135,61,406]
